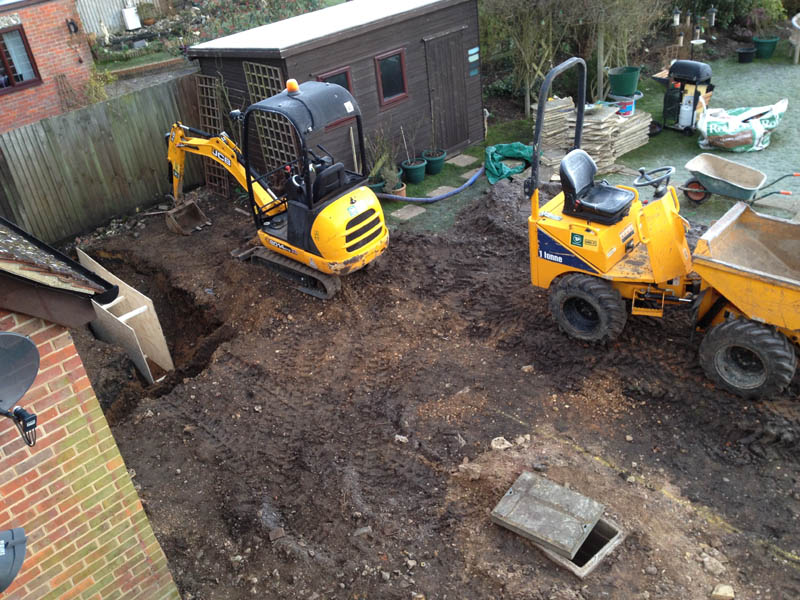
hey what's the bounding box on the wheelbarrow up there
[681,153,799,205]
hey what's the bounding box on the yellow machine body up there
[166,123,388,277]
[529,184,694,312]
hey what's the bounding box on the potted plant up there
[137,2,157,26]
[381,163,405,196]
[749,0,786,59]
[399,125,426,184]
[422,107,447,175]
[366,127,393,194]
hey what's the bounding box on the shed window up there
[374,49,408,107]
[318,66,352,92]
[0,26,39,93]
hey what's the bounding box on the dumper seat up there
[560,149,634,225]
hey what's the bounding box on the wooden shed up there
[186,0,482,173]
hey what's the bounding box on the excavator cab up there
[166,80,388,298]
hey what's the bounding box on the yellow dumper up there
[525,58,798,398]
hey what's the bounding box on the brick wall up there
[0,310,180,600]
[0,0,94,133]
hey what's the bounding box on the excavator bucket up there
[164,201,210,235]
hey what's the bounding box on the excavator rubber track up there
[237,246,341,300]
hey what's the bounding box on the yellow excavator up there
[526,58,799,398]
[166,79,388,298]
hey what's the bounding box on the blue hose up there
[376,166,485,204]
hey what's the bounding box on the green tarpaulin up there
[484,142,533,184]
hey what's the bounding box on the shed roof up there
[0,216,116,302]
[188,0,468,59]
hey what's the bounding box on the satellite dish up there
[0,528,27,593]
[0,333,40,413]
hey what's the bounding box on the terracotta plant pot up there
[391,182,407,197]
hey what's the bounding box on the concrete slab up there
[491,471,604,559]
[461,167,482,180]
[427,185,456,198]
[447,154,478,167]
[391,205,426,221]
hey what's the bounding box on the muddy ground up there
[72,182,800,600]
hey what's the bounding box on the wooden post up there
[596,21,604,102]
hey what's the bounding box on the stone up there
[458,462,481,480]
[353,526,372,538]
[269,527,286,542]
[427,185,456,198]
[703,555,726,576]
[394,434,409,444]
[491,437,513,450]
[711,584,734,599]
[406,559,418,569]
[460,167,482,180]
[381,571,391,582]
[521,365,534,373]
[391,205,426,221]
[625,435,634,442]
[446,154,478,167]
[645,565,658,575]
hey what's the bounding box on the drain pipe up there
[376,166,485,204]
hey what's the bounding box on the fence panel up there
[0,73,202,243]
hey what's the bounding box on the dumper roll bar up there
[525,57,587,198]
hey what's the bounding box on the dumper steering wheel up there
[633,166,675,189]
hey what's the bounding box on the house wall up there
[196,0,482,172]
[0,0,94,134]
[0,310,180,600]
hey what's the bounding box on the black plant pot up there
[737,47,756,63]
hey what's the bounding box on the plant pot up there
[401,158,427,184]
[737,47,756,63]
[422,149,447,175]
[141,17,156,26]
[753,36,779,59]
[391,182,407,197]
[366,180,385,194]
[608,66,640,97]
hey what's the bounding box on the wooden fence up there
[0,73,203,243]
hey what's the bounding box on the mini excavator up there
[166,80,388,299]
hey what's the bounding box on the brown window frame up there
[374,48,408,108]
[0,24,41,97]
[317,66,356,130]
[317,66,353,92]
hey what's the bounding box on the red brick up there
[39,346,78,371]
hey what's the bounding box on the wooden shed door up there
[425,30,469,151]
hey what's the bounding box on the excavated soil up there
[73,183,800,600]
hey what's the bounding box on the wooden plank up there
[91,301,155,385]
[77,249,175,373]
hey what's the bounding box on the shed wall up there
[197,0,482,173]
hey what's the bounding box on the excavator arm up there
[165,122,283,219]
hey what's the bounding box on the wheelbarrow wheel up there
[699,319,796,399]
[549,273,627,343]
[683,178,711,204]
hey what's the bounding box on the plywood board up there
[90,300,154,384]
[77,249,174,375]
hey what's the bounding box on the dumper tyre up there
[549,273,627,342]
[699,319,796,399]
